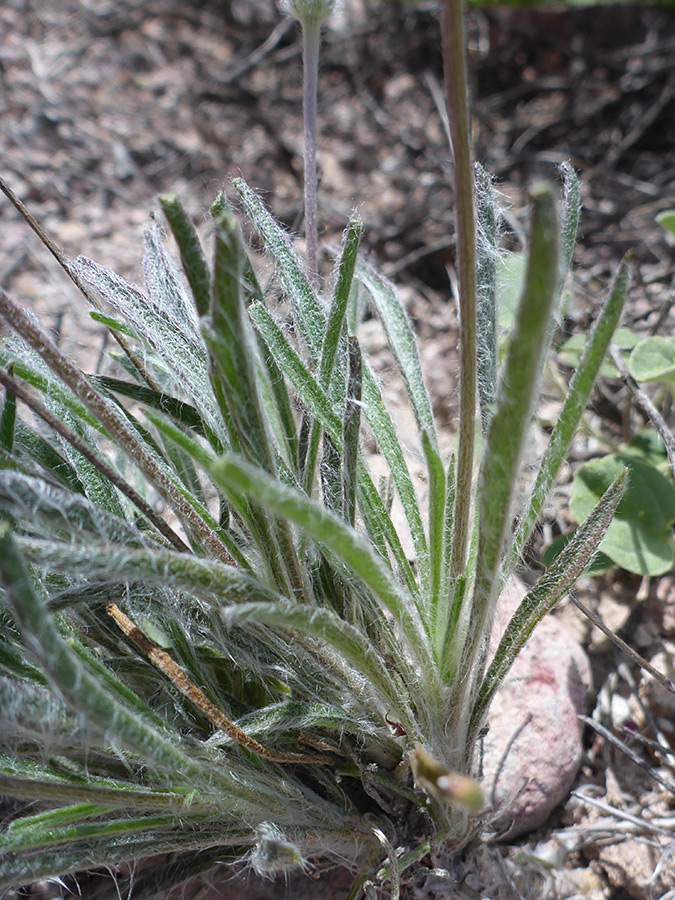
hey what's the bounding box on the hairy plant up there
[0,0,630,897]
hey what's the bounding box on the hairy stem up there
[302,18,321,285]
[442,0,477,583]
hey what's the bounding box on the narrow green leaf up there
[0,747,200,804]
[0,471,145,546]
[356,261,437,446]
[75,256,214,420]
[6,803,111,834]
[0,633,48,684]
[91,376,219,447]
[361,365,428,588]
[239,252,299,467]
[18,537,284,607]
[507,255,629,572]
[421,429,446,635]
[302,217,362,494]
[320,432,343,514]
[12,421,86,493]
[233,178,325,361]
[208,455,434,673]
[324,218,363,386]
[438,454,456,608]
[0,827,247,890]
[1,810,192,854]
[249,302,339,436]
[0,524,222,790]
[0,350,102,434]
[474,164,498,431]
[208,197,276,473]
[89,310,139,339]
[472,471,626,734]
[450,184,559,685]
[142,409,266,572]
[220,601,419,739]
[249,296,423,594]
[0,291,232,562]
[206,200,307,593]
[0,365,17,452]
[343,336,362,527]
[54,408,125,519]
[356,470,419,599]
[237,700,383,743]
[0,768,202,813]
[558,162,580,299]
[159,193,211,318]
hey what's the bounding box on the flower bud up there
[412,745,485,814]
[283,0,336,27]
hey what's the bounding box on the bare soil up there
[1,1,675,898]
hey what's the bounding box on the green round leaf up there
[623,428,669,471]
[628,336,675,384]
[570,454,675,576]
[557,326,638,378]
[656,209,675,238]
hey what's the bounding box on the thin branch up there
[571,787,675,836]
[571,593,675,694]
[0,287,233,564]
[0,174,161,391]
[107,603,335,766]
[0,366,190,553]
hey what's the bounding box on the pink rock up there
[481,579,592,840]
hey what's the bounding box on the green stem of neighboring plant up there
[442,0,477,584]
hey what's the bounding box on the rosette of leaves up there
[0,168,629,896]
[0,0,635,888]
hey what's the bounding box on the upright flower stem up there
[302,18,321,286]
[443,0,477,584]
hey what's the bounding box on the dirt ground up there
[1,1,675,898]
